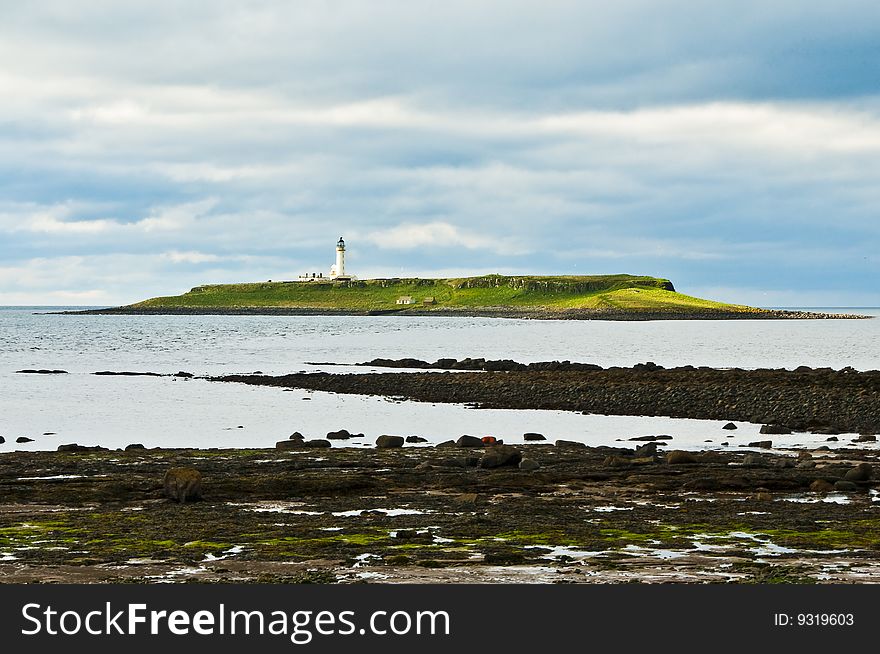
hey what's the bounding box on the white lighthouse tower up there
[329,236,354,281]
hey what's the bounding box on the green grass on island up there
[127,274,759,314]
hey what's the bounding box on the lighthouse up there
[334,237,346,278]
[328,236,354,281]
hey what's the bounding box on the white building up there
[298,236,356,282]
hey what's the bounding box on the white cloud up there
[365,221,529,255]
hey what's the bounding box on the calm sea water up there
[1,307,878,452]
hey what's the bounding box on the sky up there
[1,1,879,307]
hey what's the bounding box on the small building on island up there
[396,296,415,305]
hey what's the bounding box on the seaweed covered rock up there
[163,467,203,503]
[479,445,522,468]
[666,450,698,465]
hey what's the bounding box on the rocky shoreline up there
[2,442,880,583]
[212,360,880,436]
[58,306,870,320]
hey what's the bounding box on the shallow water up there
[1,307,877,451]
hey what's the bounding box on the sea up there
[1,307,878,453]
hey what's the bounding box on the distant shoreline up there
[57,306,871,320]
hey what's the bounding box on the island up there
[67,274,861,319]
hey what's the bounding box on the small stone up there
[0,436,5,444]
[406,435,428,443]
[666,450,698,465]
[523,432,546,441]
[15,437,34,443]
[722,422,738,430]
[825,437,839,442]
[376,435,405,449]
[289,431,305,441]
[519,458,540,471]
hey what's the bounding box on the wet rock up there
[519,458,540,471]
[479,445,522,468]
[748,441,773,449]
[456,435,484,448]
[304,439,331,449]
[163,467,203,503]
[57,443,109,452]
[15,369,68,374]
[276,440,303,451]
[327,429,352,440]
[15,437,34,443]
[174,371,194,378]
[810,479,834,493]
[405,436,428,443]
[125,443,146,451]
[760,425,792,435]
[844,463,873,482]
[833,480,859,492]
[722,422,738,430]
[289,432,305,441]
[629,434,673,441]
[0,436,5,444]
[376,435,405,449]
[555,439,587,449]
[435,440,456,448]
[666,450,698,465]
[633,442,659,457]
[742,454,765,467]
[855,434,877,443]
[826,437,839,442]
[523,432,546,441]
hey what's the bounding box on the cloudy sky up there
[1,1,879,306]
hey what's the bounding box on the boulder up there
[634,442,659,458]
[760,425,792,435]
[456,435,484,448]
[15,437,34,443]
[748,441,773,449]
[327,429,351,440]
[855,434,877,443]
[163,467,203,503]
[810,479,834,493]
[555,439,587,449]
[376,435,405,449]
[125,443,146,451]
[289,431,305,441]
[435,440,456,448]
[0,436,5,444]
[523,432,546,441]
[519,458,540,471]
[303,439,331,448]
[57,443,108,453]
[722,422,738,430]
[844,463,873,482]
[629,434,673,441]
[276,439,303,450]
[406,435,428,443]
[479,445,522,469]
[666,450,698,465]
[833,480,859,492]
